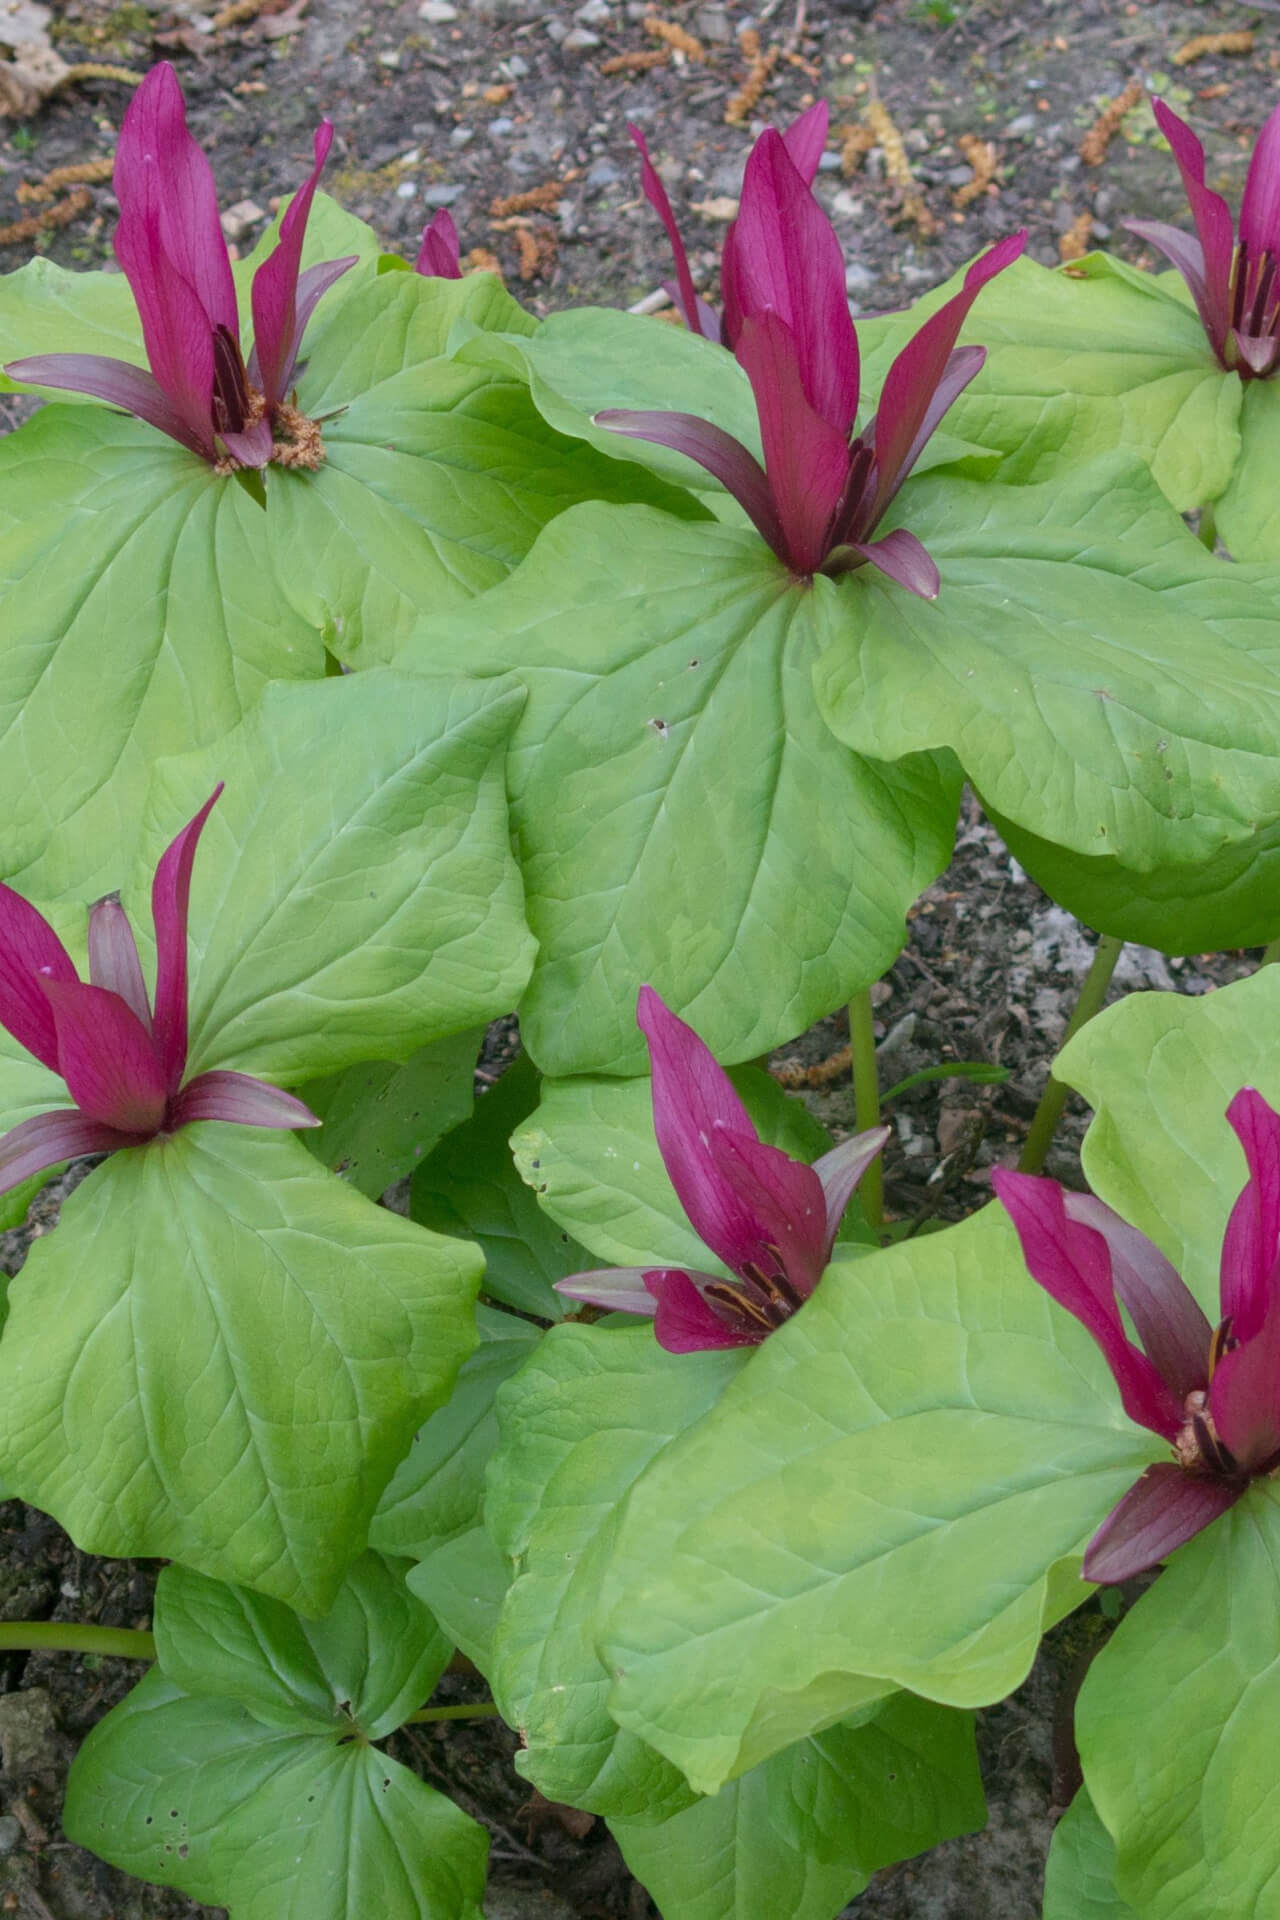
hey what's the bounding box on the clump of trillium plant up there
[0,785,317,1190]
[601,103,1026,592]
[556,986,888,1349]
[5,62,355,470]
[995,1086,1280,1584]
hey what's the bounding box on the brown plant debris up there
[1058,209,1094,261]
[1079,78,1143,166]
[463,245,504,279]
[865,93,939,236]
[512,222,555,282]
[643,14,705,60]
[489,180,563,217]
[725,25,778,126]
[952,133,998,208]
[16,155,113,203]
[600,47,670,74]
[836,121,876,174]
[1172,29,1253,66]
[0,186,90,247]
[772,1045,852,1090]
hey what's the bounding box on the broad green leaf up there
[266,275,705,667]
[862,253,1241,512]
[511,1063,832,1274]
[487,1322,747,1815]
[595,1205,1157,1795]
[127,672,535,1086]
[1056,965,1280,1310]
[1216,377,1280,561]
[0,1127,482,1611]
[610,1694,984,1920]
[988,802,1280,955]
[1077,1483,1280,1920]
[64,1554,487,1920]
[814,457,1280,872]
[0,407,323,899]
[411,1055,583,1320]
[300,1027,482,1198]
[398,504,960,1077]
[370,1305,540,1669]
[1044,1787,1137,1920]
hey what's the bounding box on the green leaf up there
[594,1205,1158,1796]
[64,1554,487,1920]
[300,1027,482,1198]
[0,408,324,899]
[1076,1483,1280,1920]
[398,504,960,1077]
[1044,1787,1137,1920]
[1215,377,1280,561]
[1056,964,1280,1311]
[987,802,1280,955]
[511,1063,831,1274]
[369,1305,540,1669]
[411,1055,583,1320]
[814,458,1280,872]
[610,1694,985,1920]
[127,672,535,1086]
[266,275,705,668]
[487,1322,747,1815]
[0,1127,482,1611]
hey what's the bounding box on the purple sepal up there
[251,121,337,409]
[1148,98,1235,355]
[644,1269,762,1351]
[554,1267,663,1316]
[151,784,223,1090]
[0,1108,135,1197]
[1239,100,1280,257]
[1064,1192,1210,1402]
[849,528,940,600]
[0,886,78,1072]
[87,900,152,1033]
[629,123,708,339]
[169,1070,321,1131]
[812,1127,892,1244]
[595,408,786,558]
[1082,1462,1244,1584]
[1,354,209,458]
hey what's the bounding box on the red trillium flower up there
[5,62,356,470]
[555,986,889,1352]
[600,116,1025,592]
[0,786,318,1196]
[1128,97,1280,380]
[994,1088,1280,1585]
[415,209,463,279]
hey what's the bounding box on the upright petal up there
[1082,1462,1243,1584]
[780,101,830,187]
[2,354,211,458]
[1220,1087,1280,1341]
[735,310,852,575]
[629,124,710,339]
[713,1129,828,1296]
[0,1107,135,1198]
[992,1169,1184,1439]
[151,785,223,1091]
[1237,99,1280,259]
[168,1069,321,1131]
[40,979,167,1134]
[644,1269,763,1351]
[0,887,78,1071]
[251,122,339,409]
[727,129,858,433]
[1209,1285,1280,1472]
[87,899,152,1033]
[868,234,1024,524]
[811,1126,892,1250]
[1149,98,1235,353]
[415,208,463,279]
[595,408,787,558]
[1065,1193,1211,1400]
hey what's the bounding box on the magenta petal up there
[168,1069,320,1131]
[1220,1088,1280,1341]
[992,1169,1183,1440]
[644,1269,763,1351]
[2,354,210,457]
[87,900,152,1033]
[251,121,337,409]
[812,1126,891,1249]
[870,233,1024,522]
[712,1129,828,1296]
[0,887,78,1071]
[735,310,852,575]
[217,414,275,469]
[416,209,463,279]
[150,784,223,1091]
[731,129,858,432]
[0,1107,133,1198]
[1238,100,1280,258]
[40,978,167,1133]
[553,1267,662,1315]
[1082,1463,1243,1584]
[1150,98,1235,353]
[858,344,985,533]
[780,101,830,187]
[629,123,708,338]
[848,528,940,600]
[595,408,787,558]
[1210,1305,1280,1471]
[1064,1193,1210,1401]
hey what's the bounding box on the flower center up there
[703,1252,804,1339]
[1228,241,1280,379]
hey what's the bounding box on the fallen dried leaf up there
[489,180,563,216]
[482,82,514,103]
[1172,29,1253,66]
[689,194,738,220]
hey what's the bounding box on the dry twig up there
[16,155,113,202]
[1079,78,1143,165]
[772,1045,853,1090]
[835,121,875,174]
[952,133,997,208]
[643,14,705,59]
[1172,28,1253,65]
[724,25,777,125]
[865,92,939,236]
[600,46,670,74]
[0,186,90,246]
[489,180,563,217]
[1058,209,1093,261]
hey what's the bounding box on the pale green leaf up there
[300,1027,482,1198]
[1044,1787,1137,1920]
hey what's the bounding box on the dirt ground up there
[0,0,1276,1914]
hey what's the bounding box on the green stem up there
[1018,933,1125,1175]
[849,988,883,1232]
[1197,501,1218,551]
[1260,936,1280,968]
[404,1702,501,1725]
[0,1622,156,1660]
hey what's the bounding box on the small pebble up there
[396,180,418,199]
[0,1816,20,1855]
[220,198,263,242]
[489,116,514,136]
[586,158,622,187]
[506,52,529,75]
[376,49,402,68]
[574,0,611,21]
[844,261,876,296]
[561,25,601,48]
[817,150,841,172]
[545,15,568,39]
[423,183,464,207]
[1005,113,1036,136]
[450,125,474,148]
[417,0,458,16]
[694,3,733,38]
